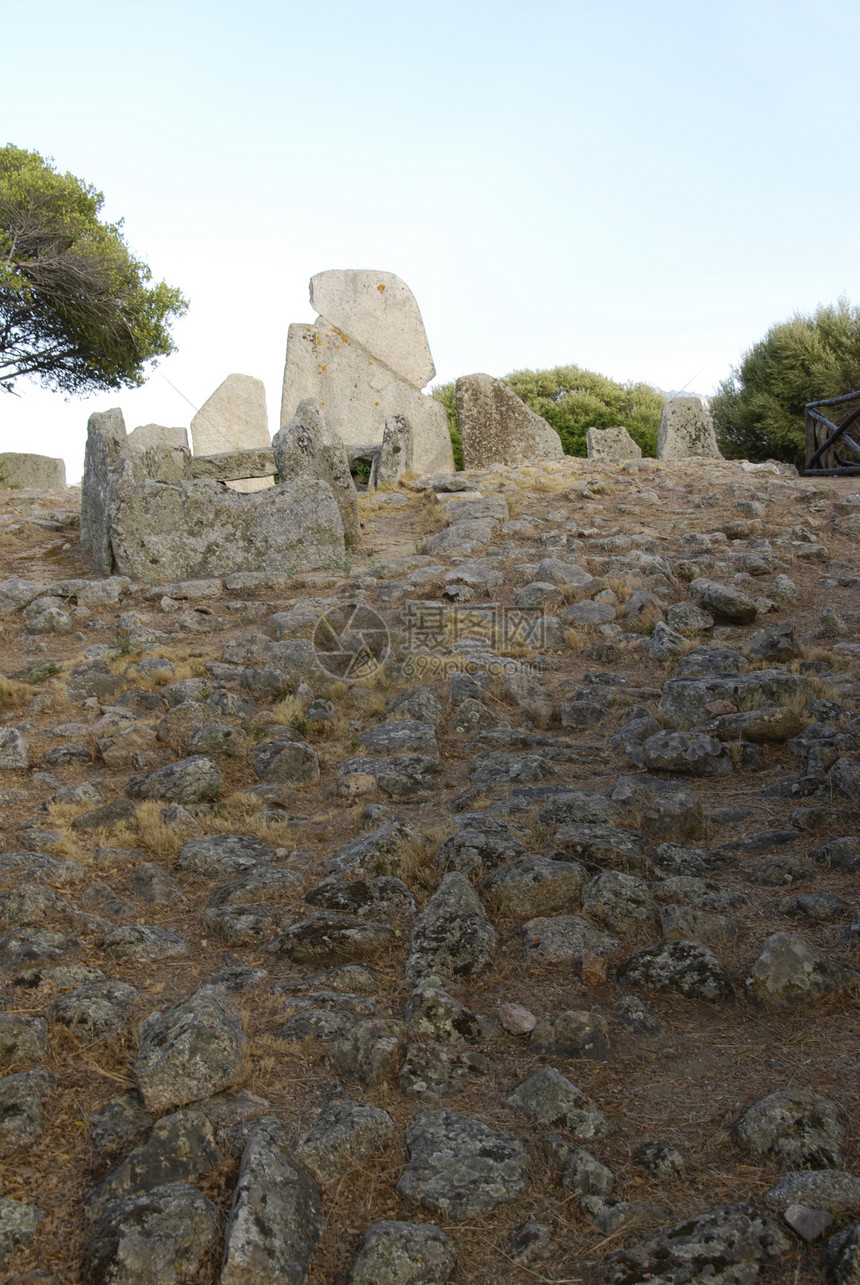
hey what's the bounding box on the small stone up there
[745,932,856,1009]
[507,1065,612,1138]
[296,1098,398,1186]
[783,1203,833,1241]
[497,1002,537,1034]
[0,1196,43,1265]
[134,987,248,1112]
[530,1010,612,1061]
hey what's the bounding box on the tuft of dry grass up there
[0,674,31,709]
[413,489,446,534]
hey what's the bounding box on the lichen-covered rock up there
[406,873,496,980]
[689,577,756,624]
[85,1182,219,1285]
[176,833,276,879]
[0,1196,43,1265]
[221,1116,323,1285]
[522,915,620,964]
[272,398,361,547]
[827,1222,860,1285]
[396,1109,529,1217]
[506,1066,612,1138]
[581,871,656,936]
[134,988,248,1112]
[618,939,736,1002]
[529,1010,612,1061]
[270,913,396,964]
[126,755,222,804]
[658,669,813,730]
[88,1110,219,1219]
[456,373,563,468]
[641,729,733,776]
[732,1089,846,1167]
[745,932,856,1009]
[0,1069,56,1157]
[764,1169,860,1216]
[480,855,587,916]
[252,736,320,784]
[328,1018,408,1087]
[109,477,345,582]
[0,1014,48,1070]
[436,825,525,879]
[0,728,28,769]
[296,1098,398,1186]
[339,755,439,800]
[405,980,498,1045]
[348,1220,456,1285]
[602,1202,790,1284]
[49,979,140,1036]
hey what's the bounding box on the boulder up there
[455,373,563,468]
[369,413,414,489]
[0,453,66,489]
[396,1109,528,1217]
[585,426,642,461]
[656,397,723,460]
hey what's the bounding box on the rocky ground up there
[0,454,858,1285]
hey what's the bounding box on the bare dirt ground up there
[0,455,857,1284]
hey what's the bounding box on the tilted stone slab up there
[80,407,136,574]
[456,373,563,468]
[190,448,277,480]
[109,477,344,582]
[310,269,436,388]
[280,321,454,476]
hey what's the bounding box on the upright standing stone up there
[280,270,454,477]
[455,374,564,468]
[272,399,361,547]
[80,408,136,574]
[0,454,66,490]
[191,375,271,492]
[585,426,642,461]
[657,397,723,460]
[369,414,414,489]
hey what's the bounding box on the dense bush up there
[432,365,664,465]
[711,299,860,468]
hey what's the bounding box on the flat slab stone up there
[396,1109,528,1217]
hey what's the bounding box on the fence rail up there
[805,390,860,475]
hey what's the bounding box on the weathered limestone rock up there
[309,269,435,388]
[657,396,723,460]
[369,413,414,489]
[109,477,345,582]
[190,374,271,492]
[0,452,66,489]
[585,426,642,461]
[221,1116,323,1285]
[272,398,361,547]
[456,373,564,468]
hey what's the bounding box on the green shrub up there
[711,299,860,468]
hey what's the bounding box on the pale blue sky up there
[3,0,859,479]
